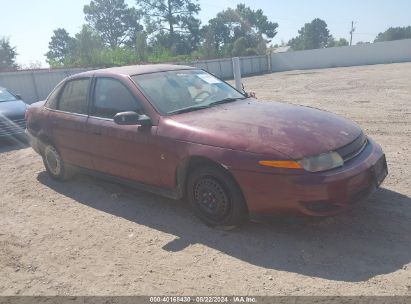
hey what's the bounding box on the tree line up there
[1,0,411,70]
[44,0,280,68]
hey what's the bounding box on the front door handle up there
[92,130,102,135]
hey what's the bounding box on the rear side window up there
[45,83,63,109]
[58,78,90,114]
[91,77,142,119]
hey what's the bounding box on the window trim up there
[90,76,143,120]
[54,77,92,115]
[44,82,64,110]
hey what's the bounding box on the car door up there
[49,77,93,169]
[86,76,162,187]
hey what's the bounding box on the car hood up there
[159,99,362,159]
[0,99,27,120]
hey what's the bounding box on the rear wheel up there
[42,144,75,181]
[187,165,248,228]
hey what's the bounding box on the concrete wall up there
[0,55,269,104]
[0,68,88,104]
[271,39,411,72]
[182,55,269,79]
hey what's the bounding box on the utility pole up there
[350,21,356,46]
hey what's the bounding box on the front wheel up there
[42,144,75,181]
[187,165,248,228]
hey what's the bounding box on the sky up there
[1,0,410,67]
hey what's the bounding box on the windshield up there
[131,70,245,115]
[0,88,18,102]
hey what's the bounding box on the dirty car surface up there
[25,64,388,226]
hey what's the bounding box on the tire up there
[187,165,248,228]
[42,144,75,181]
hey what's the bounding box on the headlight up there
[297,152,344,172]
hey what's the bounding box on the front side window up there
[131,70,245,115]
[91,77,142,119]
[58,78,90,114]
[0,88,18,102]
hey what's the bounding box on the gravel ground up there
[1,62,411,296]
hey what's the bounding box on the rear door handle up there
[92,130,102,135]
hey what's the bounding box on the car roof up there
[74,64,196,78]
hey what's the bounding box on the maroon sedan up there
[26,64,388,227]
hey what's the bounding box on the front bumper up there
[232,138,388,218]
[0,118,26,137]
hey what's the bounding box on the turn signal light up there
[258,160,302,169]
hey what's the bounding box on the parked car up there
[25,64,388,227]
[0,87,27,139]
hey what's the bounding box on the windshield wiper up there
[168,105,210,115]
[208,97,246,107]
[168,97,246,115]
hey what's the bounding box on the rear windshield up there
[0,88,17,102]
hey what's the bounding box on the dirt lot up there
[1,62,411,296]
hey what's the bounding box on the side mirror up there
[113,112,152,126]
[136,114,152,126]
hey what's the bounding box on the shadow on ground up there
[38,171,411,282]
[0,136,29,153]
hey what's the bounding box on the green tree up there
[327,37,349,48]
[136,0,201,53]
[84,0,142,49]
[231,37,247,56]
[230,37,258,57]
[45,28,76,66]
[201,18,231,57]
[288,18,333,50]
[0,37,18,69]
[135,32,148,61]
[202,26,218,58]
[202,4,278,56]
[177,15,201,54]
[374,26,411,42]
[73,25,104,66]
[94,47,138,66]
[334,38,349,47]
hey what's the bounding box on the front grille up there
[336,132,368,162]
[0,118,26,136]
